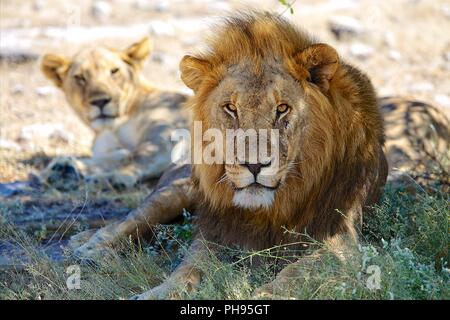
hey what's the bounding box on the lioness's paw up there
[107,173,138,190]
[40,157,83,191]
[85,172,137,190]
[130,283,181,300]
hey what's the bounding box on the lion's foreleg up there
[132,238,210,300]
[71,165,194,260]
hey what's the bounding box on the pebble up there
[0,139,22,151]
[442,5,450,19]
[434,94,450,108]
[18,124,74,144]
[32,0,45,11]
[35,86,58,97]
[388,50,402,61]
[11,84,25,95]
[350,43,374,59]
[149,21,175,37]
[409,82,435,93]
[134,0,169,12]
[328,16,365,39]
[0,49,39,64]
[384,31,396,48]
[443,52,450,62]
[153,2,169,12]
[91,1,112,19]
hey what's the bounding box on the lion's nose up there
[90,97,111,110]
[244,161,271,178]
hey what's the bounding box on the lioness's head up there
[41,38,152,132]
[180,13,380,212]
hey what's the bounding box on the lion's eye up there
[223,103,237,119]
[74,74,86,86]
[111,68,119,75]
[276,104,290,116]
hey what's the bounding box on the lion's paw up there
[72,240,115,263]
[70,222,124,262]
[252,283,274,299]
[130,282,181,300]
[67,229,98,250]
[40,157,83,191]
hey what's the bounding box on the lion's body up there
[184,13,387,250]
[380,97,450,189]
[40,39,189,188]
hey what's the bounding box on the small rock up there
[11,83,25,95]
[32,0,45,11]
[443,52,450,62]
[151,51,165,64]
[388,50,402,61]
[50,129,74,143]
[209,1,231,11]
[328,16,365,40]
[384,31,396,48]
[35,86,58,97]
[0,138,22,151]
[434,94,450,107]
[149,21,175,37]
[153,2,169,12]
[133,0,150,10]
[408,82,435,93]
[442,5,450,19]
[350,43,374,59]
[0,49,39,64]
[18,123,73,143]
[91,1,112,19]
[181,35,200,47]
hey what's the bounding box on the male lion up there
[71,12,391,299]
[68,11,450,300]
[40,38,188,189]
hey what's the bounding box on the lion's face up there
[181,40,339,210]
[41,38,151,132]
[203,61,307,209]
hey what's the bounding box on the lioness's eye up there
[276,104,290,117]
[74,74,86,86]
[111,68,119,75]
[223,103,237,119]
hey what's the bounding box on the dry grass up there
[0,183,448,300]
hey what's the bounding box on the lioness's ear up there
[124,37,152,68]
[179,55,211,92]
[296,43,339,91]
[41,54,70,87]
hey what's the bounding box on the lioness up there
[40,38,188,189]
[70,12,449,299]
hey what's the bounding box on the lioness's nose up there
[91,97,111,109]
[244,161,271,178]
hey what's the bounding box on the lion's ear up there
[296,43,339,91]
[179,55,211,92]
[124,37,152,68]
[41,54,70,87]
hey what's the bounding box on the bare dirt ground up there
[1,0,450,183]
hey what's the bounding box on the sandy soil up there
[1,0,450,182]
